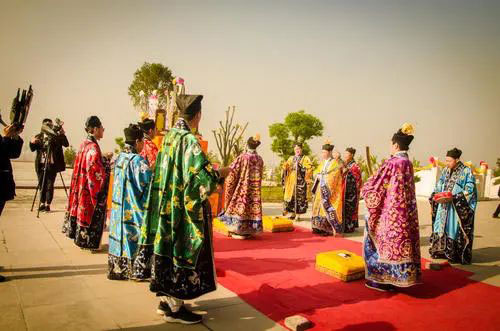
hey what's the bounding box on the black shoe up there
[156,301,173,316]
[164,306,202,324]
[44,205,51,212]
[365,280,393,292]
[38,205,46,212]
[0,274,6,282]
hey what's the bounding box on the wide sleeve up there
[59,134,69,147]
[302,156,313,170]
[361,160,394,222]
[130,156,152,207]
[1,136,23,159]
[453,167,477,208]
[182,136,220,220]
[224,155,242,208]
[29,134,43,152]
[85,145,106,206]
[313,162,322,177]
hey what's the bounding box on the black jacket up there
[0,135,24,201]
[29,132,69,174]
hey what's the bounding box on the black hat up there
[446,148,462,159]
[138,119,155,132]
[294,142,303,148]
[124,124,144,143]
[392,129,414,151]
[346,147,356,156]
[85,116,102,129]
[322,143,334,152]
[176,95,203,118]
[247,134,261,149]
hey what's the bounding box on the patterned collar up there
[345,159,355,168]
[87,134,98,144]
[144,133,153,141]
[247,149,257,154]
[123,143,137,154]
[444,161,465,190]
[175,118,191,131]
[394,151,409,159]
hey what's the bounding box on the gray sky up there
[1,0,499,167]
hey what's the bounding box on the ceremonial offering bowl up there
[433,191,452,203]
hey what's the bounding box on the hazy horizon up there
[1,0,499,168]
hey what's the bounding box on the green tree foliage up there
[63,145,77,167]
[269,110,323,161]
[114,137,125,154]
[128,62,174,111]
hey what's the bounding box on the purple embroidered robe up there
[362,152,421,287]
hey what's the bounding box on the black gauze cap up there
[139,119,155,132]
[322,144,334,152]
[446,148,462,159]
[346,147,356,156]
[247,136,261,149]
[176,95,203,117]
[392,129,414,150]
[124,124,144,142]
[85,116,102,129]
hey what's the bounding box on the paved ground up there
[1,162,499,330]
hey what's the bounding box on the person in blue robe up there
[429,148,477,265]
[108,124,152,280]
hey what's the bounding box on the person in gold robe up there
[282,143,312,220]
[311,142,344,236]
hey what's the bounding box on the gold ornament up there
[401,123,414,135]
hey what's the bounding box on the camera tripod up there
[30,142,69,218]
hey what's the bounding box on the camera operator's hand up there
[59,126,65,135]
[31,136,41,144]
[3,125,18,138]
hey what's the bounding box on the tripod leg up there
[37,147,51,218]
[30,182,40,212]
[59,172,69,198]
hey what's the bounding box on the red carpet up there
[213,228,500,331]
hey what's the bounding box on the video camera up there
[41,118,64,138]
[0,85,34,129]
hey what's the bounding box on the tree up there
[207,150,221,165]
[114,137,125,154]
[128,62,174,112]
[63,146,77,167]
[212,106,248,166]
[269,110,323,161]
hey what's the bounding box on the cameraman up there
[30,118,69,212]
[0,124,24,217]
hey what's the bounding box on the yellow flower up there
[172,196,180,208]
[401,123,414,135]
[124,210,133,221]
[185,200,196,212]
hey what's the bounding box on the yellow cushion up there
[213,217,230,236]
[315,250,365,282]
[262,216,294,232]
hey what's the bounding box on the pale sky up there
[1,0,499,167]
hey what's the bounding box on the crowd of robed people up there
[0,94,483,324]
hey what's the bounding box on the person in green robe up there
[137,94,230,325]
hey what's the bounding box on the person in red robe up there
[342,147,362,233]
[62,116,110,251]
[138,118,159,169]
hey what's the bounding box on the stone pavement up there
[1,168,499,330]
